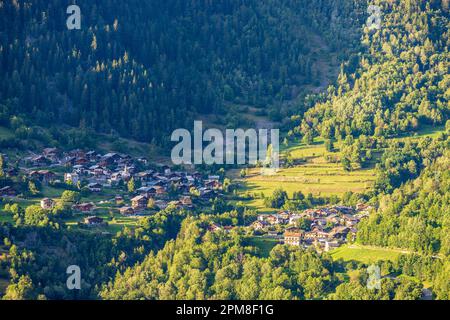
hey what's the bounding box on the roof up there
[131,195,147,202]
[119,206,134,212]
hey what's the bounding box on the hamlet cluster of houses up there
[251,204,372,251]
[1,148,225,227]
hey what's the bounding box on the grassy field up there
[396,125,446,141]
[330,244,406,263]
[0,211,13,224]
[230,138,376,213]
[0,126,14,139]
[65,210,139,235]
[245,237,280,257]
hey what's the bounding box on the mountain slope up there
[298,0,449,141]
[0,0,363,145]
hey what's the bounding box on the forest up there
[0,0,364,146]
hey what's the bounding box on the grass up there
[0,126,14,139]
[0,211,13,224]
[330,244,406,264]
[245,236,279,257]
[64,205,140,234]
[396,125,446,140]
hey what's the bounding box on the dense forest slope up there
[297,0,449,141]
[358,149,450,255]
[0,0,364,145]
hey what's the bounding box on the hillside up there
[0,0,364,147]
[0,0,449,301]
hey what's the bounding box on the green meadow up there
[245,237,280,257]
[231,138,376,213]
[330,244,406,264]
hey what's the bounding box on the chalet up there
[199,189,216,200]
[64,172,80,185]
[73,165,86,173]
[186,175,196,184]
[277,211,292,219]
[333,206,354,215]
[115,195,124,205]
[119,153,132,161]
[87,183,102,192]
[251,220,268,231]
[192,172,203,180]
[304,229,329,241]
[324,241,341,252]
[84,216,104,226]
[154,186,167,198]
[110,172,124,184]
[330,226,350,241]
[177,183,191,194]
[180,196,193,207]
[40,198,55,210]
[284,228,303,246]
[313,218,327,227]
[61,156,76,167]
[131,195,148,210]
[289,214,303,225]
[136,171,153,184]
[266,214,287,225]
[86,151,98,161]
[29,170,56,185]
[356,203,374,213]
[73,203,95,213]
[168,200,183,209]
[325,214,340,224]
[268,230,279,237]
[137,157,148,165]
[91,167,108,178]
[303,209,319,219]
[101,153,121,165]
[68,149,86,158]
[341,214,359,227]
[205,180,222,190]
[137,186,156,198]
[223,226,234,233]
[0,186,16,197]
[208,223,222,232]
[75,157,89,166]
[265,215,277,225]
[28,155,51,166]
[257,214,266,222]
[43,148,59,159]
[119,206,134,216]
[161,165,171,175]
[152,177,167,186]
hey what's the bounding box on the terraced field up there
[230,139,376,213]
[330,244,408,263]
